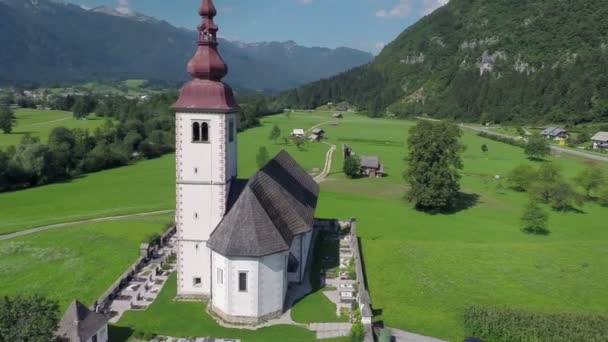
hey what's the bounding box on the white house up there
[56,300,108,342]
[172,0,318,325]
[592,132,608,149]
[291,128,305,137]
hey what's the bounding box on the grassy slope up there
[0,213,172,311]
[0,109,105,147]
[0,155,175,235]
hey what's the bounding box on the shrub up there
[343,155,361,178]
[350,323,365,342]
[464,305,608,342]
[477,132,526,148]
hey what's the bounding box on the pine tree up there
[0,105,16,134]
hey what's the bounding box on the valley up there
[2,111,606,341]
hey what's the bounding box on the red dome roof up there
[174,0,237,113]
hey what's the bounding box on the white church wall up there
[178,240,211,296]
[257,253,288,317]
[287,229,313,283]
[176,111,238,298]
[300,230,313,280]
[211,252,287,319]
[287,234,302,283]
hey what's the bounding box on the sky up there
[68,0,449,54]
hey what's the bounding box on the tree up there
[405,121,464,211]
[548,181,582,211]
[343,156,361,178]
[574,166,605,197]
[516,127,526,136]
[521,199,549,234]
[269,125,281,143]
[508,165,537,192]
[525,133,550,160]
[256,146,269,168]
[0,295,60,342]
[292,136,306,151]
[531,163,564,203]
[481,144,488,153]
[0,105,16,134]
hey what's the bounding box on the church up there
[172,0,319,325]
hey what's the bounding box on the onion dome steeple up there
[174,0,237,112]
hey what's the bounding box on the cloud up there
[116,0,131,15]
[376,0,449,19]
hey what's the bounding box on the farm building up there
[360,156,385,178]
[309,134,321,142]
[311,128,325,136]
[56,300,108,342]
[333,113,343,119]
[291,128,305,138]
[542,127,569,140]
[591,132,608,149]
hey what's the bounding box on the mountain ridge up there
[280,0,608,124]
[0,0,373,91]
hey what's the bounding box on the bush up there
[477,132,526,148]
[464,305,608,342]
[343,155,361,178]
[350,323,365,342]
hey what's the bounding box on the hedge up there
[464,305,608,342]
[477,132,526,148]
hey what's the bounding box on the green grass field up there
[0,109,105,147]
[2,110,607,341]
[0,155,175,235]
[113,275,329,342]
[0,213,172,311]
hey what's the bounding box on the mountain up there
[0,0,373,91]
[280,0,608,124]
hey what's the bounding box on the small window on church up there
[193,277,202,287]
[238,271,247,292]
[192,122,201,142]
[201,122,209,142]
[194,212,198,219]
[229,119,235,142]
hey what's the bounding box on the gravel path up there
[314,142,336,183]
[0,209,175,241]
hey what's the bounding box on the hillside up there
[0,0,373,91]
[280,0,608,124]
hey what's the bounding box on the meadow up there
[0,213,172,311]
[0,108,105,147]
[0,154,175,235]
[1,110,607,340]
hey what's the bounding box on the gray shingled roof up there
[543,127,567,137]
[592,132,608,142]
[56,300,106,342]
[208,150,320,257]
[360,156,380,169]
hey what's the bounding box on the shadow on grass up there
[414,192,481,215]
[553,205,586,214]
[522,227,551,236]
[108,325,134,342]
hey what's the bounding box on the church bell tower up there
[173,0,238,299]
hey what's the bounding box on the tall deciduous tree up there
[521,199,549,234]
[405,121,464,211]
[256,146,269,168]
[525,133,550,160]
[0,295,60,342]
[0,105,16,134]
[269,125,281,143]
[574,166,605,197]
[508,165,537,192]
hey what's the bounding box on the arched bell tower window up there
[201,122,209,142]
[192,121,210,143]
[192,122,201,142]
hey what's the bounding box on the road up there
[461,124,608,163]
[0,210,175,241]
[314,142,336,183]
[417,117,608,163]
